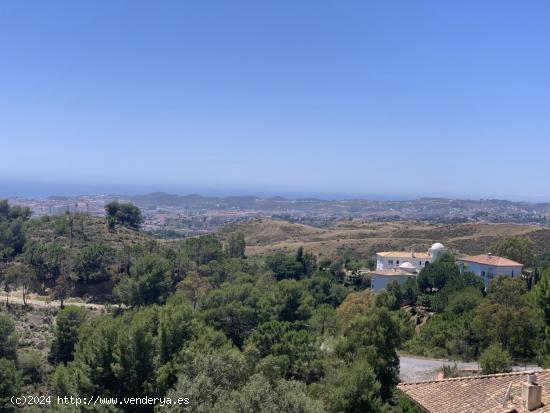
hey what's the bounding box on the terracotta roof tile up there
[370,269,417,277]
[398,370,550,413]
[377,251,431,259]
[459,254,523,267]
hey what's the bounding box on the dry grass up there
[26,214,151,252]
[223,219,549,259]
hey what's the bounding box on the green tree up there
[266,252,306,281]
[73,242,114,283]
[492,236,534,267]
[5,262,36,306]
[246,321,323,383]
[400,277,419,306]
[296,247,316,277]
[262,279,313,323]
[0,358,21,412]
[374,289,399,311]
[446,286,483,315]
[105,201,143,229]
[160,348,248,413]
[181,234,224,266]
[216,374,326,413]
[0,314,17,360]
[18,349,44,384]
[302,272,348,307]
[51,272,75,308]
[157,301,195,364]
[479,344,512,374]
[0,200,30,262]
[336,308,402,400]
[54,305,191,408]
[487,276,526,306]
[327,358,383,413]
[336,289,374,329]
[0,267,16,306]
[201,277,264,347]
[0,200,31,221]
[417,253,460,292]
[310,304,338,336]
[472,277,541,359]
[227,232,246,259]
[536,267,550,363]
[111,311,158,398]
[198,258,250,288]
[51,306,88,363]
[114,254,171,306]
[177,271,210,310]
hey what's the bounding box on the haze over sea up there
[2,178,550,203]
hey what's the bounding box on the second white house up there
[458,253,523,287]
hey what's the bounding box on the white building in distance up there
[371,243,447,292]
[458,253,523,287]
[376,243,447,270]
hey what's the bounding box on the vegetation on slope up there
[2,199,550,412]
[223,218,550,260]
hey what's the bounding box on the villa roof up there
[398,370,550,413]
[458,254,523,267]
[377,251,431,259]
[370,268,417,277]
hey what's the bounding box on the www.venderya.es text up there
[11,395,190,407]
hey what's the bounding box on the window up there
[419,261,422,266]
[396,260,400,265]
[388,260,394,265]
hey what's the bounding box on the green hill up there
[26,213,151,252]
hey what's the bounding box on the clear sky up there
[1,1,549,200]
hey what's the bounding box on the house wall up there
[371,274,414,292]
[376,256,430,270]
[459,261,523,287]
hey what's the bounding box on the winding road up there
[400,354,542,382]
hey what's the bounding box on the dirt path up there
[0,292,107,311]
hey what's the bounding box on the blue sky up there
[1,1,549,200]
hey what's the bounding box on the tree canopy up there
[105,200,143,230]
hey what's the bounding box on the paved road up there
[400,354,542,382]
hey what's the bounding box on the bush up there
[446,287,483,315]
[17,350,43,384]
[0,358,21,412]
[479,344,512,374]
[0,314,17,361]
[51,306,88,363]
[105,201,143,229]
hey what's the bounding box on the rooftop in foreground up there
[398,370,550,413]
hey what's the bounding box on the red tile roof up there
[458,254,523,267]
[377,251,431,259]
[398,370,550,413]
[370,268,417,277]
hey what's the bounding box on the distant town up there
[7,192,550,237]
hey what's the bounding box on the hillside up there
[222,219,550,260]
[25,213,152,252]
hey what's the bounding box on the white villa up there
[458,253,523,287]
[371,243,447,292]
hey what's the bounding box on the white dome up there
[399,262,416,269]
[430,242,445,250]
